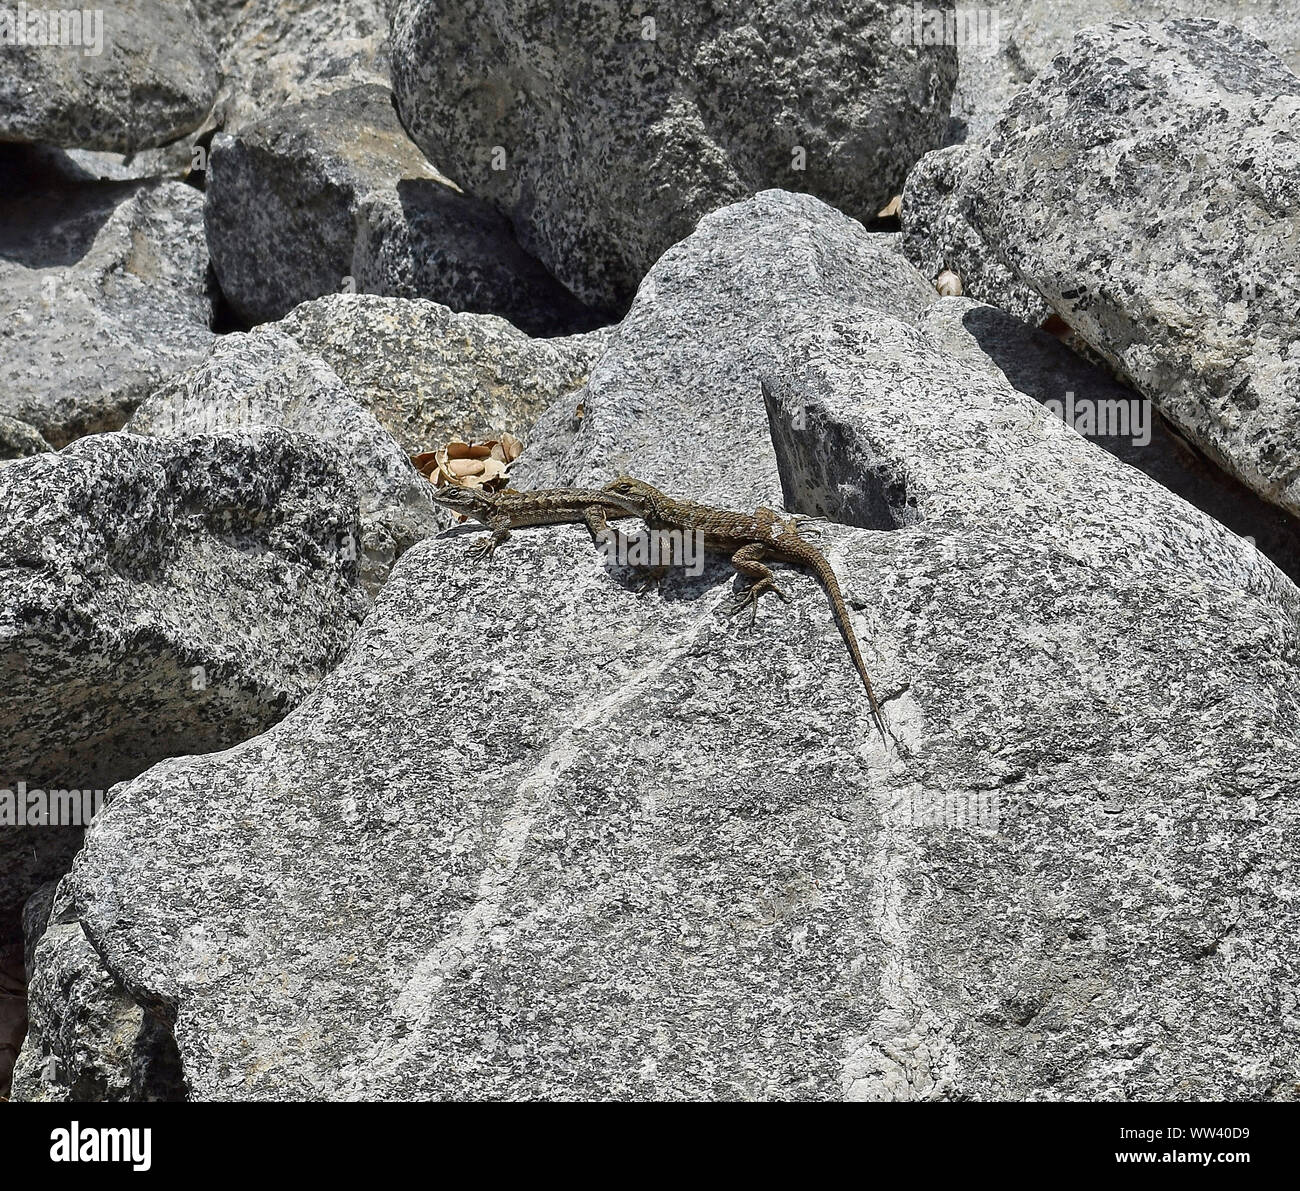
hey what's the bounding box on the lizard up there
[600,475,889,742]
[429,484,637,560]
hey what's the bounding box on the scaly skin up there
[602,475,888,741]
[430,484,636,560]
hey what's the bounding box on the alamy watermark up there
[595,525,707,576]
[0,5,103,56]
[890,4,999,52]
[0,779,104,826]
[1041,390,1152,447]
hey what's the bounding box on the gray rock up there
[950,2,1300,143]
[11,880,184,1102]
[127,327,443,595]
[0,922,21,1097]
[390,0,957,309]
[205,85,594,335]
[277,294,610,456]
[1,140,200,186]
[0,173,214,446]
[0,415,50,461]
[0,431,368,946]
[960,19,1300,519]
[204,0,391,135]
[0,0,217,152]
[190,0,252,46]
[58,190,1300,1099]
[919,297,1300,584]
[900,143,1049,323]
[514,190,938,508]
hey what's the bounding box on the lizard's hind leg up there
[727,544,790,626]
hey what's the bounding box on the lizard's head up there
[429,482,493,522]
[602,474,664,516]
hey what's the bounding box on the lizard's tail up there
[803,547,888,745]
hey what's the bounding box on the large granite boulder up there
[0,431,368,948]
[32,192,1299,1101]
[390,0,957,309]
[203,0,391,135]
[127,327,442,595]
[0,164,214,446]
[0,0,217,151]
[905,20,1300,519]
[205,85,593,335]
[277,294,610,456]
[950,1,1300,141]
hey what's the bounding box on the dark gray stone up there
[0,431,368,945]
[0,0,217,152]
[0,172,214,447]
[0,416,50,461]
[205,85,593,335]
[391,0,957,309]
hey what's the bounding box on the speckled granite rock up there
[900,143,1049,324]
[11,880,184,1102]
[205,85,592,335]
[391,0,956,309]
[203,0,391,135]
[0,0,217,152]
[915,20,1300,518]
[53,191,1300,1100]
[918,296,1300,583]
[515,190,938,509]
[0,416,50,461]
[949,1,1300,142]
[127,327,442,595]
[277,294,611,455]
[0,431,368,947]
[0,171,214,446]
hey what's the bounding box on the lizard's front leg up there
[468,515,512,561]
[727,544,790,625]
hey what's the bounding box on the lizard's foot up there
[467,538,497,563]
[727,578,789,625]
[633,564,670,592]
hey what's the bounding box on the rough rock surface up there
[0,432,368,946]
[390,0,957,309]
[0,416,50,461]
[515,191,938,508]
[900,143,1048,324]
[919,297,1300,583]
[203,0,391,135]
[127,327,443,594]
[11,880,185,1102]
[205,85,592,335]
[0,0,217,152]
[910,20,1300,519]
[5,141,200,186]
[44,192,1300,1101]
[950,1,1300,142]
[0,168,214,446]
[277,294,611,456]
